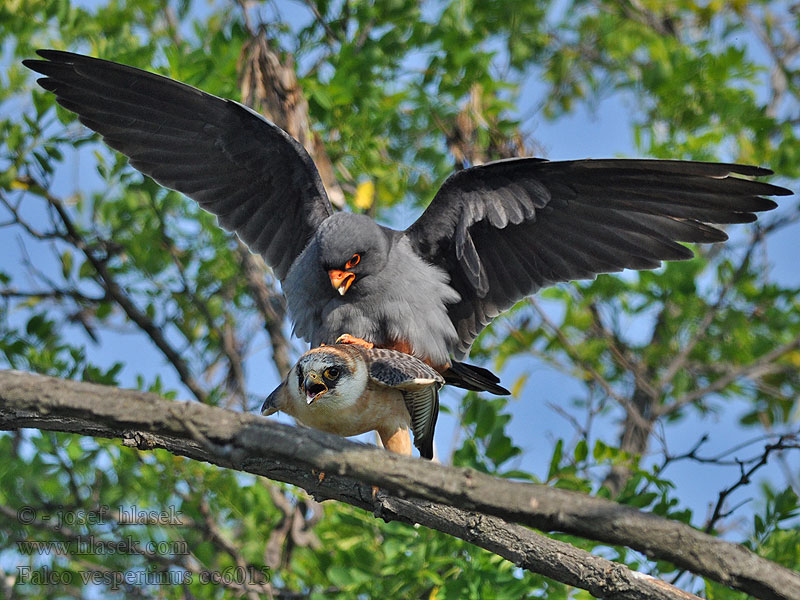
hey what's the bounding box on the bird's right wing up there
[406,158,792,357]
[366,348,444,460]
[24,50,333,280]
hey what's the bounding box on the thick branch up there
[0,372,692,600]
[1,371,797,600]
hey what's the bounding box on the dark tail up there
[443,360,509,395]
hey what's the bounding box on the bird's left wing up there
[405,158,792,357]
[366,348,444,459]
[24,50,333,280]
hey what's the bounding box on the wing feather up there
[365,348,444,459]
[25,49,333,280]
[401,387,440,460]
[407,158,790,357]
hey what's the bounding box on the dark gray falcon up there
[24,50,792,394]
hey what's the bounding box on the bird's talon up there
[335,334,374,349]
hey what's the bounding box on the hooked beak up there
[328,269,355,296]
[261,382,284,416]
[303,371,328,405]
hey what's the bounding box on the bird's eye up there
[324,367,340,381]
[345,253,361,269]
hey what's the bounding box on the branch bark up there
[0,373,690,600]
[1,370,798,600]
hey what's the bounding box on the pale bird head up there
[261,346,367,417]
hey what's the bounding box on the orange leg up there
[335,333,374,349]
[372,427,412,498]
[378,427,412,456]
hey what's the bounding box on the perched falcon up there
[261,344,443,459]
[24,51,792,394]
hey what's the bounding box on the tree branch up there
[27,180,210,403]
[236,243,293,378]
[528,298,650,431]
[704,436,797,534]
[658,333,800,417]
[1,370,798,600]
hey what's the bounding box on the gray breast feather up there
[354,237,460,363]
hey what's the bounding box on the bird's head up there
[262,345,368,417]
[317,213,390,297]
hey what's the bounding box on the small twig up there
[0,288,104,303]
[529,297,651,432]
[148,197,249,408]
[22,177,210,403]
[660,334,800,417]
[299,0,341,45]
[705,436,795,534]
[236,242,293,378]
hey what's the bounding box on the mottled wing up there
[24,50,333,280]
[406,158,791,357]
[367,348,443,387]
[399,388,440,460]
[366,348,444,459]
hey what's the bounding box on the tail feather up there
[443,360,509,395]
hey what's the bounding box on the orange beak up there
[328,269,356,296]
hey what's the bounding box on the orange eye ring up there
[345,253,361,269]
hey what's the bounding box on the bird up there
[24,50,792,396]
[261,343,443,459]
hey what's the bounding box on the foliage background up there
[0,0,798,598]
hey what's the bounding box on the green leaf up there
[60,250,73,280]
[574,439,588,463]
[548,439,564,480]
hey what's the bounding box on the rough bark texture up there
[238,35,345,209]
[1,370,798,600]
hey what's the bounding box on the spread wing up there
[24,49,333,280]
[366,348,444,459]
[406,158,791,357]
